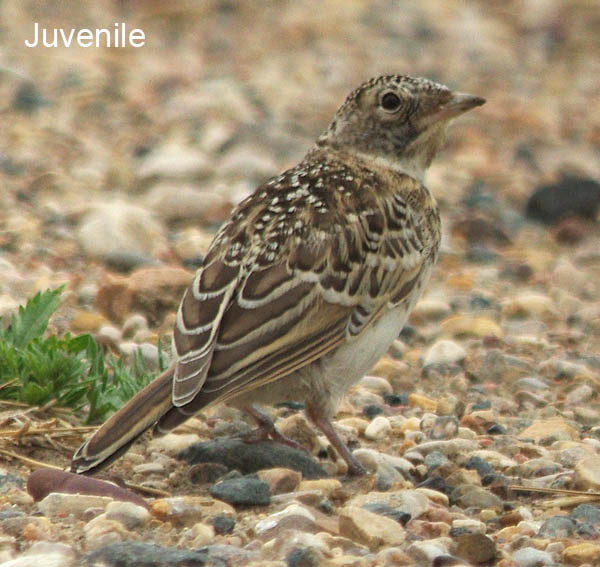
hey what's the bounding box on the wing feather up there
[170,154,440,412]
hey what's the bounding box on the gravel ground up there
[1,1,600,566]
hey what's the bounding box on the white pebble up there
[423,339,466,367]
[364,416,391,440]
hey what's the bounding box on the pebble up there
[144,183,230,224]
[136,142,212,180]
[537,515,576,538]
[511,546,555,567]
[147,433,201,456]
[179,438,326,478]
[573,457,600,490]
[257,468,302,495]
[561,542,600,565]
[454,532,496,565]
[209,476,271,506]
[518,418,579,443]
[349,490,429,520]
[104,501,151,530]
[77,201,166,261]
[450,485,503,511]
[440,315,503,339]
[525,175,600,224]
[358,375,393,395]
[423,339,467,367]
[37,493,114,519]
[151,496,235,524]
[338,506,406,550]
[85,542,216,567]
[296,479,343,498]
[364,416,392,440]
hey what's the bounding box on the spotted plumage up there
[72,75,484,475]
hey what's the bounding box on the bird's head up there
[317,75,485,181]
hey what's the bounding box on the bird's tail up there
[71,364,175,474]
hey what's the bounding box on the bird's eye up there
[380,91,402,112]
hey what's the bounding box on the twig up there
[123,481,170,498]
[0,426,96,437]
[0,448,62,470]
[508,485,600,498]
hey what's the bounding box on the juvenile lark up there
[72,75,484,476]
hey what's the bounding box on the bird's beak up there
[435,92,486,121]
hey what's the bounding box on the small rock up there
[105,501,150,530]
[359,375,393,395]
[339,505,406,550]
[77,201,165,261]
[574,456,600,490]
[566,383,594,404]
[571,503,600,526]
[38,493,114,519]
[428,416,459,440]
[211,515,235,535]
[286,546,324,567]
[408,393,438,411]
[144,183,231,224]
[296,478,343,498]
[561,542,600,565]
[254,503,318,538]
[466,450,518,470]
[537,515,576,538]
[137,143,212,180]
[454,532,496,565]
[151,496,234,524]
[440,315,503,339]
[511,546,554,567]
[96,266,193,324]
[518,418,579,443]
[85,542,215,567]
[147,433,201,456]
[364,416,392,440]
[412,298,452,320]
[257,468,302,495]
[210,476,270,506]
[407,540,451,563]
[179,439,326,479]
[423,340,467,367]
[187,522,215,546]
[525,175,600,224]
[348,489,429,520]
[450,485,503,511]
[503,292,558,320]
[84,515,135,549]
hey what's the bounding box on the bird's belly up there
[321,303,410,394]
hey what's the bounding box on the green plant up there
[0,286,164,422]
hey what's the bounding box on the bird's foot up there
[241,405,309,453]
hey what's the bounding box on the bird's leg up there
[242,405,308,453]
[305,403,367,476]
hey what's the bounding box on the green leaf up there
[7,286,65,349]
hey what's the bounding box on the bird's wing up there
[171,161,440,410]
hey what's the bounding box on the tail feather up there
[71,365,176,474]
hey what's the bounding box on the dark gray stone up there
[525,175,600,225]
[209,476,270,506]
[179,438,326,478]
[571,503,600,526]
[537,515,576,538]
[85,542,222,567]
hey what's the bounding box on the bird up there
[72,75,485,476]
